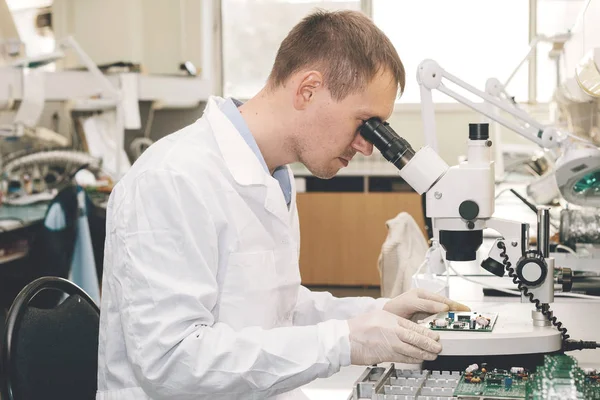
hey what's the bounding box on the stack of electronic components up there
[453,363,529,398]
[526,355,600,399]
[348,365,461,400]
[348,355,600,399]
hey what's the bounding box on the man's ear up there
[293,71,324,110]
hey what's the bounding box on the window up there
[221,1,557,104]
[536,0,589,103]
[221,0,361,100]
[372,0,530,104]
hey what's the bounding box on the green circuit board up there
[526,355,600,399]
[426,311,498,332]
[453,366,528,398]
[349,356,600,400]
[452,356,600,399]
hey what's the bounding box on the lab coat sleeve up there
[114,170,351,400]
[293,285,389,326]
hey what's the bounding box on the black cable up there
[509,188,538,214]
[498,243,600,351]
[497,241,570,348]
[563,340,600,351]
[507,189,560,229]
[68,163,90,181]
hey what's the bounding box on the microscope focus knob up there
[481,257,506,277]
[515,254,547,286]
[558,267,573,292]
[459,200,479,221]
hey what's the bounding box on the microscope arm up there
[417,59,562,151]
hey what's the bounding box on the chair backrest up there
[1,276,100,400]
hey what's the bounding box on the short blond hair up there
[268,10,405,101]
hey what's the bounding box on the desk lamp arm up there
[417,59,563,150]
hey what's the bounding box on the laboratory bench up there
[0,203,48,264]
[301,276,600,399]
[0,192,108,313]
[0,193,108,266]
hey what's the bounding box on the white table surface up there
[301,278,600,399]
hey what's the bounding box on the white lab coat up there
[97,96,388,400]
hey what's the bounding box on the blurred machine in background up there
[0,0,216,312]
[0,0,214,196]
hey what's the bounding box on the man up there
[97,9,468,400]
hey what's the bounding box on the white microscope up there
[358,60,599,370]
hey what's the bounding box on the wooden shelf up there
[297,192,426,286]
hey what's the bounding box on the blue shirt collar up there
[219,98,292,206]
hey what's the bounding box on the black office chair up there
[0,276,100,400]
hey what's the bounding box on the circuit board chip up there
[454,364,528,398]
[424,311,498,332]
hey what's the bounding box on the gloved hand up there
[383,288,470,321]
[347,310,442,365]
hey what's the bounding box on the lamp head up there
[555,145,600,207]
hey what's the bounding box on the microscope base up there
[418,303,563,360]
[423,351,563,372]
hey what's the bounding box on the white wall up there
[51,0,204,75]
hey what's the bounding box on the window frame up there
[216,0,541,104]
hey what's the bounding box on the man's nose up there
[351,134,374,156]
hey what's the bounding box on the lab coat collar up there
[204,96,295,225]
[205,96,268,187]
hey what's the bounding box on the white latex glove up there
[347,310,442,365]
[383,288,470,321]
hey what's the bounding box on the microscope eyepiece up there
[359,118,415,170]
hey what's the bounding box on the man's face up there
[295,69,398,179]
